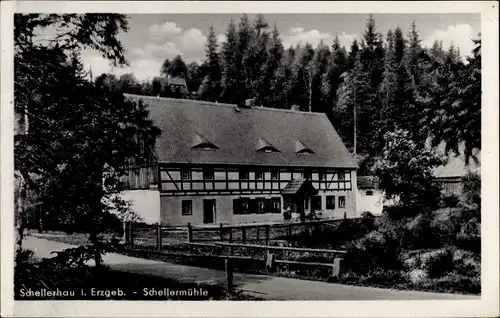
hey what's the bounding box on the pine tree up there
[220,19,239,103]
[199,26,222,102]
[322,36,348,115]
[394,27,406,65]
[275,46,299,108]
[237,14,256,104]
[259,23,284,107]
[379,30,398,142]
[248,14,270,103]
[347,39,360,69]
[335,54,373,154]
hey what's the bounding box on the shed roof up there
[281,179,318,195]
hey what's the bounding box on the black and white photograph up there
[1,1,498,317]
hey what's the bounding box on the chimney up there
[291,104,301,111]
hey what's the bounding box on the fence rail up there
[124,219,348,294]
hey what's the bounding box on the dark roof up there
[281,179,318,195]
[357,176,378,189]
[125,94,358,168]
[167,77,187,87]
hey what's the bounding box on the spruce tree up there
[259,23,284,107]
[322,36,348,115]
[199,26,222,102]
[220,19,239,103]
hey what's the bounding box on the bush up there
[361,211,376,231]
[440,194,460,208]
[430,272,480,294]
[345,230,402,274]
[421,248,454,278]
[462,172,480,207]
[405,213,437,249]
[453,249,480,277]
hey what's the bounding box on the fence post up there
[225,258,233,294]
[331,257,343,278]
[287,224,292,239]
[129,222,134,247]
[219,223,224,242]
[187,223,193,253]
[123,222,129,245]
[156,223,162,251]
[266,251,275,272]
[228,228,234,255]
[241,227,246,245]
[256,226,260,241]
[265,225,270,246]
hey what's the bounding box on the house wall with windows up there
[158,164,357,226]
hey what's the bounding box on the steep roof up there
[125,94,358,168]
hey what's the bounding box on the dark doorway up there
[203,199,216,224]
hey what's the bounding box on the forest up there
[96,14,481,169]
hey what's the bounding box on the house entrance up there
[281,179,318,222]
[203,199,216,224]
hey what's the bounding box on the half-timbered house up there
[121,94,358,226]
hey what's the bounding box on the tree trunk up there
[14,172,27,263]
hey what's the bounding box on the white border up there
[1,1,499,317]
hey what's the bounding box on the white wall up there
[120,190,161,224]
[356,189,384,215]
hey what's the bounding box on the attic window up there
[256,138,280,153]
[192,133,218,150]
[296,140,315,154]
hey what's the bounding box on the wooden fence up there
[123,219,348,293]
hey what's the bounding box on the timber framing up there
[157,163,354,196]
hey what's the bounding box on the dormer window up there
[256,138,280,153]
[296,140,315,154]
[192,133,218,150]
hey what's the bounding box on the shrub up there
[345,230,402,274]
[453,249,480,277]
[431,272,480,294]
[461,172,480,208]
[421,248,455,278]
[408,268,428,284]
[440,194,460,208]
[361,211,376,231]
[455,217,481,253]
[405,213,437,249]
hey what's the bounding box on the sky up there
[79,13,481,82]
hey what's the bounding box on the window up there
[256,199,265,214]
[319,170,326,181]
[271,170,279,180]
[181,200,192,215]
[326,196,335,209]
[181,168,191,180]
[304,170,311,180]
[239,168,249,180]
[312,196,322,211]
[366,190,374,196]
[233,197,281,214]
[256,171,264,180]
[233,198,250,215]
[203,168,214,180]
[338,171,345,181]
[338,196,346,208]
